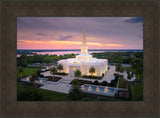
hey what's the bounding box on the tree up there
[57,64,63,73]
[19,68,24,78]
[74,69,81,81]
[42,56,53,63]
[131,58,143,80]
[89,67,95,77]
[134,67,143,80]
[116,63,123,74]
[18,59,28,67]
[67,86,83,101]
[50,67,57,79]
[30,74,38,83]
[71,79,79,87]
[36,69,41,77]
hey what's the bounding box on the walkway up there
[40,82,71,94]
[40,65,136,93]
[99,66,116,83]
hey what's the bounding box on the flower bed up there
[46,76,62,82]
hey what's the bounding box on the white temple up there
[58,26,108,77]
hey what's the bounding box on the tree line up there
[17,52,143,68]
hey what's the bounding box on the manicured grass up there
[17,67,40,78]
[37,88,67,101]
[123,67,134,72]
[132,82,143,101]
[17,82,67,101]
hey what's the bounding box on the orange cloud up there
[17,39,124,49]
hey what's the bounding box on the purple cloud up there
[59,35,73,40]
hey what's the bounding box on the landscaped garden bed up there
[70,79,118,87]
[46,76,62,82]
[55,72,68,76]
[20,81,43,88]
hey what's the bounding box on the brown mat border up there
[1,1,159,117]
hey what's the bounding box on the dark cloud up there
[37,33,45,36]
[124,17,143,23]
[59,35,73,40]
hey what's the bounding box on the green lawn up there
[17,67,40,78]
[17,82,67,101]
[132,82,143,101]
[123,67,134,72]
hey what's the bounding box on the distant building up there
[58,27,108,77]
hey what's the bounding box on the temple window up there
[73,66,76,71]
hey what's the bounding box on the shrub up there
[93,80,99,85]
[82,75,102,79]
[100,81,108,86]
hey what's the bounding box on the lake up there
[17,49,143,57]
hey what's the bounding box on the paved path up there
[99,66,116,83]
[40,66,136,93]
[40,81,71,94]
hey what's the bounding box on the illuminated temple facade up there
[58,27,108,77]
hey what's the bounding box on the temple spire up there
[81,26,88,54]
[82,26,86,46]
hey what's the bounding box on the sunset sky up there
[17,17,143,50]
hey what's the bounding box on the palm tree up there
[19,68,24,78]
[134,67,142,80]
[50,67,57,79]
[57,64,63,73]
[30,74,38,83]
[89,67,95,77]
[74,69,81,81]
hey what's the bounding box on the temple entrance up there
[69,66,80,77]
